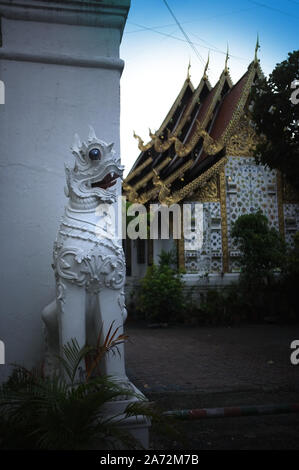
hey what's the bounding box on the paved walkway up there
[124,323,299,394]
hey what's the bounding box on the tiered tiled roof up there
[123,49,263,205]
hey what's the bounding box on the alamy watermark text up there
[290,340,299,365]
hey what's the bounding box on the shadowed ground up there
[125,323,299,449]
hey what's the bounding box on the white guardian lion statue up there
[42,126,128,381]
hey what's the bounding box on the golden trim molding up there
[192,174,219,202]
[132,157,172,192]
[219,168,229,272]
[157,78,194,135]
[138,159,194,204]
[167,157,227,205]
[173,77,211,137]
[124,157,153,184]
[226,114,258,157]
[220,64,256,146]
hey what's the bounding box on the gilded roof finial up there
[187,59,191,81]
[149,128,156,140]
[224,44,229,74]
[254,34,260,64]
[203,51,210,80]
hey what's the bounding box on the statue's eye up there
[89,148,101,160]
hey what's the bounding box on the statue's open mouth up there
[91,172,119,190]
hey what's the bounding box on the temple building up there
[122,47,299,286]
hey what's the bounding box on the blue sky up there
[120,0,299,174]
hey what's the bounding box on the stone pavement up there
[124,323,299,394]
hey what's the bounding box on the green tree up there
[250,50,299,190]
[231,211,286,285]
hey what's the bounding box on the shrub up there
[231,210,286,286]
[137,250,185,323]
[198,285,251,326]
[197,227,299,325]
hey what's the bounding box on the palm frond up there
[86,323,129,380]
[58,339,92,384]
[0,322,171,450]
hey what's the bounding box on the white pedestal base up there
[101,380,150,449]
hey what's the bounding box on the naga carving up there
[133,122,224,158]
[42,127,128,381]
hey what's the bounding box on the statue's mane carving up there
[65,125,124,208]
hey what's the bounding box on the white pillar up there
[0,0,130,381]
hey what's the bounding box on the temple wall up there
[124,155,299,314]
[225,156,280,272]
[183,156,299,275]
[184,201,222,274]
[125,155,299,311]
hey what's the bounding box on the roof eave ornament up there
[203,51,210,81]
[224,44,229,75]
[187,59,191,82]
[254,34,260,67]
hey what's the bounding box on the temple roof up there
[123,53,263,206]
